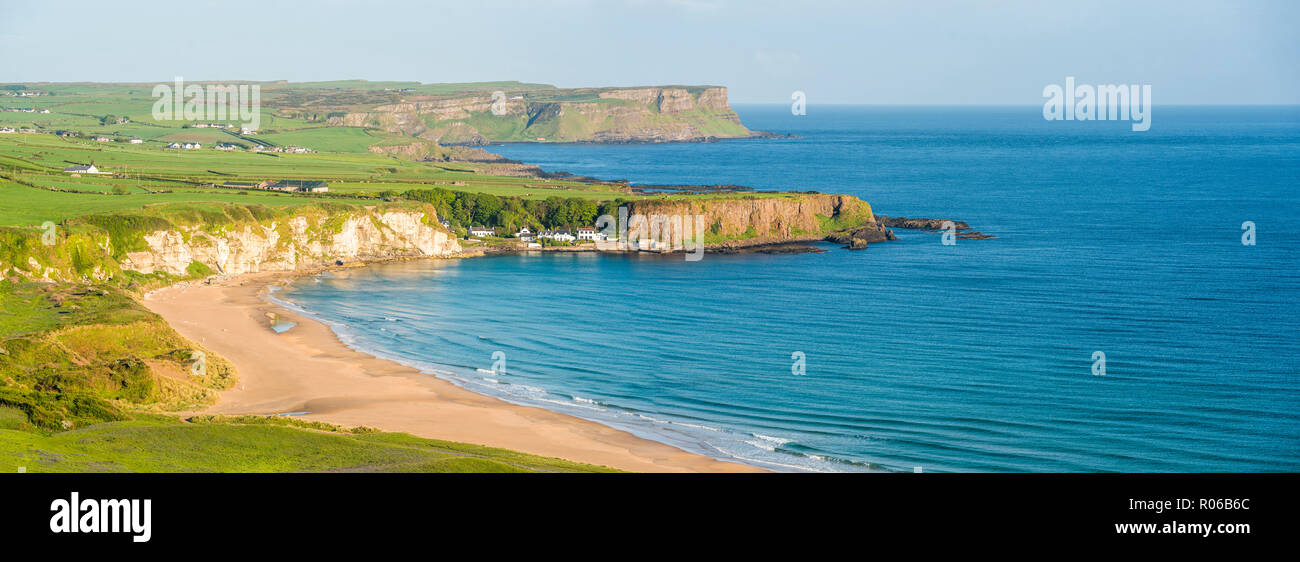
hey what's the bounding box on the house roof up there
[269,180,328,189]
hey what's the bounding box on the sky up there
[1,0,1297,104]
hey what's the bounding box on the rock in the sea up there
[874,215,994,240]
[825,222,898,250]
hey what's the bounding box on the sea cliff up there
[622,194,891,250]
[326,85,754,144]
[0,204,460,286]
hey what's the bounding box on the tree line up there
[397,187,627,234]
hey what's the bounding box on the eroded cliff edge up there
[2,194,898,289]
[1,205,461,286]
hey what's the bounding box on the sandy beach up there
[142,267,763,473]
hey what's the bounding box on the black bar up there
[6,473,1289,550]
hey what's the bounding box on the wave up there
[265,283,875,472]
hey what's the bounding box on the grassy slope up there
[0,282,615,473]
[0,414,617,473]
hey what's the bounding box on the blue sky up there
[1,0,1297,104]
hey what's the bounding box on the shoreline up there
[142,266,766,473]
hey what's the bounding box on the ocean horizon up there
[276,105,1300,472]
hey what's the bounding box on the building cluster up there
[185,123,256,135]
[218,180,329,193]
[3,107,49,113]
[250,145,313,154]
[3,91,44,97]
[481,226,610,243]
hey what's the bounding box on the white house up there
[515,227,535,241]
[576,227,607,242]
[63,164,102,174]
[129,138,143,144]
[182,142,201,150]
[469,226,496,237]
[93,136,112,142]
[0,127,13,134]
[539,229,575,242]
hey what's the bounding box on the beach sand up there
[143,269,763,473]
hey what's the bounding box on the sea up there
[275,105,1300,472]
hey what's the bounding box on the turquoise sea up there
[278,106,1300,472]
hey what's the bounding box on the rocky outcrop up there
[824,224,898,250]
[875,216,994,239]
[120,210,461,276]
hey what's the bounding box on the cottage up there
[182,142,201,149]
[539,229,575,242]
[93,136,112,142]
[576,227,607,241]
[266,180,329,193]
[468,226,496,237]
[515,226,535,241]
[129,138,143,144]
[62,164,102,174]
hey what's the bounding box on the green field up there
[256,127,388,152]
[0,415,616,473]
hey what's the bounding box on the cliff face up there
[621,194,879,248]
[329,86,753,144]
[121,210,461,276]
[2,196,886,287]
[0,207,461,286]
